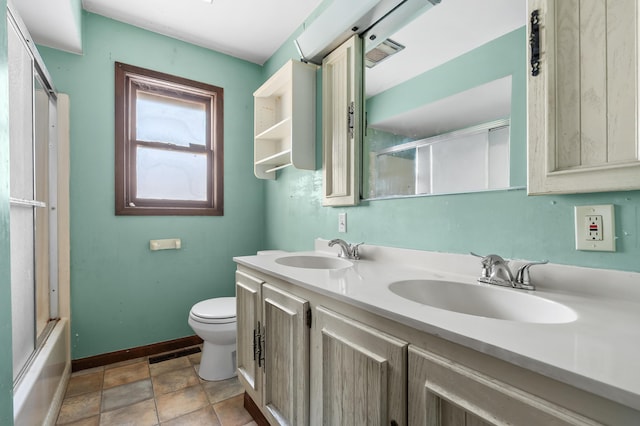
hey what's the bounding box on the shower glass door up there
[8,14,58,384]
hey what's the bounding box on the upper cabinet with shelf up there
[528,0,640,194]
[254,59,317,179]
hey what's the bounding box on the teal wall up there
[26,3,640,365]
[262,26,640,273]
[0,1,14,422]
[39,12,264,359]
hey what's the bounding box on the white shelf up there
[255,149,292,166]
[265,163,293,174]
[255,117,291,141]
[253,60,317,180]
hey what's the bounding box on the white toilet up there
[188,297,237,381]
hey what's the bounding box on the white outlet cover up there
[338,212,347,233]
[574,205,615,252]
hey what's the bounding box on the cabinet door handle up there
[252,327,258,361]
[347,101,355,139]
[530,9,541,76]
[258,323,266,368]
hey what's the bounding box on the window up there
[115,62,223,215]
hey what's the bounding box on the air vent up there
[365,38,405,68]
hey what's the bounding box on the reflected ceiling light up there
[295,0,440,65]
[365,38,405,68]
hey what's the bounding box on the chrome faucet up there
[328,239,363,260]
[472,253,547,291]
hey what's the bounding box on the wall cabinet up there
[322,35,363,206]
[235,271,310,425]
[312,306,407,425]
[527,0,640,194]
[254,59,317,179]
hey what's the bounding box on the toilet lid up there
[191,297,236,321]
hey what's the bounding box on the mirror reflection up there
[362,0,524,200]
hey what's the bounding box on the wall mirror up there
[362,0,525,200]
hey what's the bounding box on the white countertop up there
[234,240,640,411]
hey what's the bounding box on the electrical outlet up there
[585,215,603,241]
[574,205,615,251]
[338,212,347,233]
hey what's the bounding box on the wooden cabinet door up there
[235,271,263,405]
[528,0,640,194]
[322,34,363,206]
[408,345,598,426]
[313,306,407,425]
[261,283,310,426]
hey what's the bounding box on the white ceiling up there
[82,0,322,64]
[371,76,512,138]
[13,0,525,85]
[12,0,83,54]
[366,0,526,97]
[13,0,322,64]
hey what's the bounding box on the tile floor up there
[56,346,256,425]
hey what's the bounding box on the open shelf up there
[253,60,317,179]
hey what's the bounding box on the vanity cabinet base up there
[409,346,599,426]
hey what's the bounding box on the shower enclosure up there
[8,3,70,424]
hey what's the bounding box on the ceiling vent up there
[365,38,405,68]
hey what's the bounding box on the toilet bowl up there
[188,297,237,381]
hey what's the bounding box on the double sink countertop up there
[233,239,640,411]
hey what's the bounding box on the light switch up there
[574,205,615,251]
[338,213,347,233]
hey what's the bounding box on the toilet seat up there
[190,297,236,324]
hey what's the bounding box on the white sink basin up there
[275,255,353,270]
[389,279,577,324]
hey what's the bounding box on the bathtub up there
[13,318,71,426]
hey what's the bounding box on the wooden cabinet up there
[236,265,639,425]
[254,59,317,179]
[236,271,263,405]
[408,345,598,426]
[235,271,310,425]
[322,35,363,206]
[261,283,310,425]
[312,306,407,425]
[527,0,640,194]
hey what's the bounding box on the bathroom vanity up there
[234,241,640,425]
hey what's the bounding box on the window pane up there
[136,146,207,201]
[136,91,206,147]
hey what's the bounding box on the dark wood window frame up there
[115,62,223,216]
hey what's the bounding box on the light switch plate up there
[338,212,347,233]
[574,205,615,251]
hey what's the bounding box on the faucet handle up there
[514,260,548,290]
[350,242,364,260]
[471,252,497,277]
[470,252,507,264]
[471,252,490,278]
